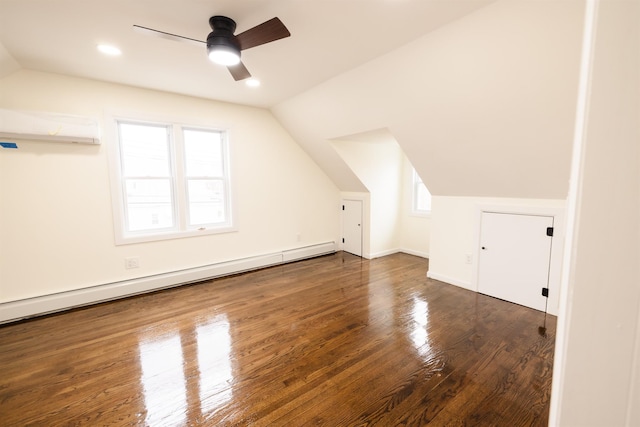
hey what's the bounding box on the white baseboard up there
[369,248,429,259]
[426,271,473,291]
[0,242,336,324]
[400,249,429,259]
[369,248,401,259]
[282,242,335,262]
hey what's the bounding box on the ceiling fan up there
[133,16,291,81]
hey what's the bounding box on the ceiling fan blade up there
[133,25,205,48]
[235,17,290,51]
[228,61,251,81]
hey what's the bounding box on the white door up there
[477,212,553,312]
[342,200,362,257]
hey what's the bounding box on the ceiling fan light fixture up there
[207,30,241,66]
[134,15,290,81]
[208,45,240,66]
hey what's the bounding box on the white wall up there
[551,0,640,425]
[398,156,430,259]
[428,196,566,315]
[332,137,403,258]
[0,70,340,305]
[428,196,477,289]
[331,130,431,259]
[273,0,584,200]
[631,310,640,426]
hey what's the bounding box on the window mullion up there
[220,132,232,226]
[172,126,188,232]
[112,119,234,244]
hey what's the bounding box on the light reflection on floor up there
[410,296,432,359]
[139,333,188,426]
[197,315,233,414]
[138,314,232,424]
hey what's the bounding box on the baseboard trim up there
[368,248,430,259]
[282,242,335,262]
[369,248,401,259]
[400,249,429,259]
[0,242,336,324]
[426,271,473,291]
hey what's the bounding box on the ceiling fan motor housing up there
[207,16,240,52]
[133,14,289,79]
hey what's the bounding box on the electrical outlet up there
[125,257,140,269]
[465,254,472,264]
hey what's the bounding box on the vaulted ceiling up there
[0,0,586,198]
[0,0,493,108]
[272,1,586,196]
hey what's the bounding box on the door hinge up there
[541,287,549,297]
[546,227,554,237]
[342,238,345,243]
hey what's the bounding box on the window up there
[113,120,233,244]
[412,168,431,215]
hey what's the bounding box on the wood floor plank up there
[0,252,556,426]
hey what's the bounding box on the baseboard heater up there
[0,242,336,324]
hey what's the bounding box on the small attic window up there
[412,169,431,215]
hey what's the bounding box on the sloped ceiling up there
[0,0,586,199]
[0,0,494,108]
[273,0,585,198]
[0,42,20,76]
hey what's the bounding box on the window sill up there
[115,225,238,245]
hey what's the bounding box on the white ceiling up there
[0,0,493,108]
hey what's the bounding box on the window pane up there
[416,183,432,211]
[113,119,233,242]
[412,169,431,213]
[184,129,223,177]
[125,179,174,231]
[120,123,170,177]
[187,179,225,226]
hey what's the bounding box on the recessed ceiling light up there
[97,44,122,56]
[246,78,260,87]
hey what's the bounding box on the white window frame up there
[412,168,432,217]
[109,117,235,245]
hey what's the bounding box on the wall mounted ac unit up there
[0,109,101,145]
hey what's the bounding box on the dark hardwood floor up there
[0,252,556,426]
